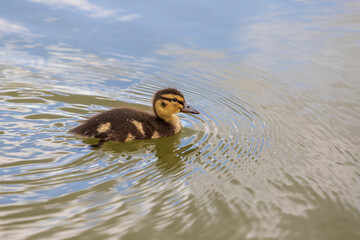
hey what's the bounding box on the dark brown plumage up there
[69,88,199,144]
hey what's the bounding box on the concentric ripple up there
[0,64,274,237]
[1,0,360,238]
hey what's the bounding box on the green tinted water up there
[0,1,359,239]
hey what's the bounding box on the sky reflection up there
[0,1,360,239]
[29,0,140,22]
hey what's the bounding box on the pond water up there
[1,0,359,239]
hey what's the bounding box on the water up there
[1,0,359,239]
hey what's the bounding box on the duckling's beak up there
[181,103,200,114]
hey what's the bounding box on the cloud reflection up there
[30,0,140,22]
[0,18,29,36]
[156,43,226,60]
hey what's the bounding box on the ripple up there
[0,71,273,224]
[1,16,360,239]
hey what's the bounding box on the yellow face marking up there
[151,131,160,139]
[97,122,111,133]
[155,99,181,122]
[131,120,145,136]
[125,133,135,142]
[161,94,185,103]
[155,94,184,119]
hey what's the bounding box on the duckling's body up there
[69,88,199,143]
[69,107,180,142]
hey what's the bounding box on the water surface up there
[1,0,359,239]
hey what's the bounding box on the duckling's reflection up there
[153,134,185,173]
[81,131,198,174]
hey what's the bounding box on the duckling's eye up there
[171,98,177,102]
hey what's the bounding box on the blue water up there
[1,0,360,239]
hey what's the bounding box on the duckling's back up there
[69,108,176,142]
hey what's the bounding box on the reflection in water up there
[0,17,30,35]
[30,0,140,22]
[96,133,186,173]
[0,0,360,239]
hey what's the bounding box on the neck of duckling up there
[154,111,182,134]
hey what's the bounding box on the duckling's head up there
[153,88,199,122]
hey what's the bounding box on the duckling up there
[69,88,199,144]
